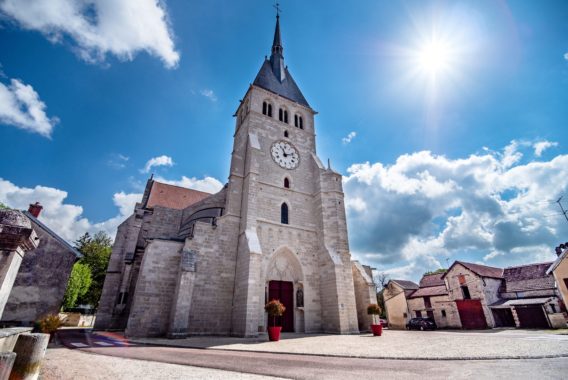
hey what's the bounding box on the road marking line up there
[94,341,114,346]
[70,342,89,347]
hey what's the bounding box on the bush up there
[367,304,381,325]
[265,300,286,327]
[62,262,92,310]
[37,314,63,334]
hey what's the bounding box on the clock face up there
[270,141,300,170]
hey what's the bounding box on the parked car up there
[406,317,437,331]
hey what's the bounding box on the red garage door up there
[456,300,487,329]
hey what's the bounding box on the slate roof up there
[146,181,211,210]
[443,261,503,279]
[419,273,446,288]
[23,211,82,258]
[408,285,448,298]
[252,15,310,108]
[391,279,419,290]
[502,262,555,293]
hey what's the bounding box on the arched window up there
[294,114,298,127]
[284,110,289,124]
[262,101,267,115]
[279,108,283,122]
[284,130,289,138]
[299,116,304,129]
[284,177,290,188]
[280,203,289,224]
[268,104,273,117]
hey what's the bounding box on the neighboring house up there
[491,262,565,329]
[443,261,504,329]
[407,273,461,329]
[383,279,418,329]
[548,244,568,308]
[1,203,82,326]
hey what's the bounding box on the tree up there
[0,202,9,209]
[424,268,447,276]
[62,263,92,309]
[74,231,113,308]
[374,272,390,319]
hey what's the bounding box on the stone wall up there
[445,264,502,328]
[406,295,461,328]
[2,222,77,325]
[125,240,183,337]
[351,262,376,332]
[383,283,410,329]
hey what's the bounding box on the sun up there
[416,38,454,76]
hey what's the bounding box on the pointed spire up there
[272,14,283,56]
[269,10,286,82]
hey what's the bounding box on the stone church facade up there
[95,15,376,338]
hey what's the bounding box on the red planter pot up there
[268,326,282,341]
[371,324,383,336]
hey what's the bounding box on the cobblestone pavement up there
[128,329,568,360]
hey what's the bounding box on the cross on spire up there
[273,2,282,17]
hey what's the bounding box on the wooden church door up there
[268,280,294,332]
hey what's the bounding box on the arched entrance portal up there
[265,247,304,333]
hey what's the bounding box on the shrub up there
[265,300,286,327]
[367,304,382,325]
[37,314,63,334]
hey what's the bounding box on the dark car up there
[406,317,437,331]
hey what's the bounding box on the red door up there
[268,281,294,332]
[456,300,487,329]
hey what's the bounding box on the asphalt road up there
[57,329,568,379]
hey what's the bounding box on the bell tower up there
[226,12,359,337]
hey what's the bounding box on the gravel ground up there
[129,329,568,360]
[40,347,284,380]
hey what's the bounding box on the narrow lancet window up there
[281,203,289,224]
[263,102,267,115]
[268,104,273,117]
[279,108,283,122]
[284,177,290,188]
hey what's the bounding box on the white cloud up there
[344,141,568,281]
[155,175,223,194]
[533,140,558,157]
[564,52,568,61]
[142,155,174,173]
[0,178,141,241]
[342,131,357,144]
[0,78,58,137]
[0,0,179,68]
[200,89,217,102]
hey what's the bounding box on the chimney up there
[28,202,43,218]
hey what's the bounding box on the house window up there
[461,285,471,299]
[281,203,289,224]
[284,178,290,189]
[550,304,557,313]
[458,274,466,285]
[424,297,432,309]
[415,311,422,318]
[442,309,447,318]
[403,312,408,318]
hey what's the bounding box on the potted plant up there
[265,299,286,341]
[37,313,63,343]
[367,304,383,336]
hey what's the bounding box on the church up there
[95,14,376,338]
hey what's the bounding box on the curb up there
[126,339,568,361]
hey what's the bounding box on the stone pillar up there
[9,333,49,380]
[0,210,39,319]
[167,248,197,338]
[0,352,16,380]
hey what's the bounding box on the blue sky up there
[1,0,568,281]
